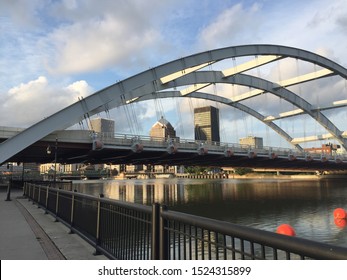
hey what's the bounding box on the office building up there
[194,106,220,142]
[239,136,263,149]
[304,143,341,156]
[90,118,115,135]
[150,116,176,139]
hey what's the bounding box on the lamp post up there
[5,163,13,201]
[47,138,58,186]
[53,138,57,186]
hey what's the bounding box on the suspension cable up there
[122,100,135,135]
[129,102,141,135]
[189,97,200,140]
[175,98,185,138]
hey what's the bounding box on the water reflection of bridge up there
[78,181,187,205]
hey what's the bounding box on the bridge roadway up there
[1,127,347,170]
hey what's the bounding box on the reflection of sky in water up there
[73,178,347,247]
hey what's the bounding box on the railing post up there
[54,189,59,222]
[23,182,27,197]
[44,185,49,214]
[69,189,77,234]
[27,183,31,201]
[151,203,160,260]
[37,185,40,205]
[159,205,169,260]
[37,185,41,208]
[32,184,36,204]
[94,193,104,255]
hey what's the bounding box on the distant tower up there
[150,116,176,139]
[239,136,263,149]
[89,118,115,135]
[194,106,220,142]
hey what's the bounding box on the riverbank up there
[175,173,313,180]
[170,173,347,180]
[109,173,347,181]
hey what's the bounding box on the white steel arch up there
[161,71,347,149]
[126,70,346,150]
[1,44,347,164]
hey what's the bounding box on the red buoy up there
[276,224,296,236]
[333,208,347,220]
[334,218,347,228]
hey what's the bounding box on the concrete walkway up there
[0,187,107,260]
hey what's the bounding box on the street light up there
[47,138,58,186]
[5,163,13,201]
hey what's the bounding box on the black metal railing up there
[23,182,347,260]
[159,209,347,260]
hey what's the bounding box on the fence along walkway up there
[24,182,347,260]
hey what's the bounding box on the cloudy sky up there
[1,0,347,148]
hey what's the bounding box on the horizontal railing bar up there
[161,209,347,260]
[98,197,152,214]
[32,185,152,214]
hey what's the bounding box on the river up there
[72,177,347,248]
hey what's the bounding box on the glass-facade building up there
[194,106,220,142]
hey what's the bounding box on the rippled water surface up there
[73,178,347,247]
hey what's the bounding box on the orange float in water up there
[334,218,347,228]
[333,208,347,220]
[276,224,296,236]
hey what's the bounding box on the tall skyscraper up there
[194,106,220,142]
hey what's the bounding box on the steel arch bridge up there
[1,44,347,165]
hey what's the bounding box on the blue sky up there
[1,0,347,148]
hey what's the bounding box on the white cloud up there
[1,77,93,127]
[42,0,173,75]
[65,80,93,96]
[0,0,43,28]
[45,16,161,74]
[198,3,262,49]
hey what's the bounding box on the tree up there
[234,167,253,175]
[184,166,206,174]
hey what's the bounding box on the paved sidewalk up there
[0,188,107,260]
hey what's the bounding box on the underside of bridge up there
[1,44,347,169]
[2,138,347,171]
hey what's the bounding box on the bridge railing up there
[3,128,347,163]
[96,132,347,161]
[24,182,347,260]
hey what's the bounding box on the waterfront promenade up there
[0,187,107,260]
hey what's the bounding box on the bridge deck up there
[1,128,347,170]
